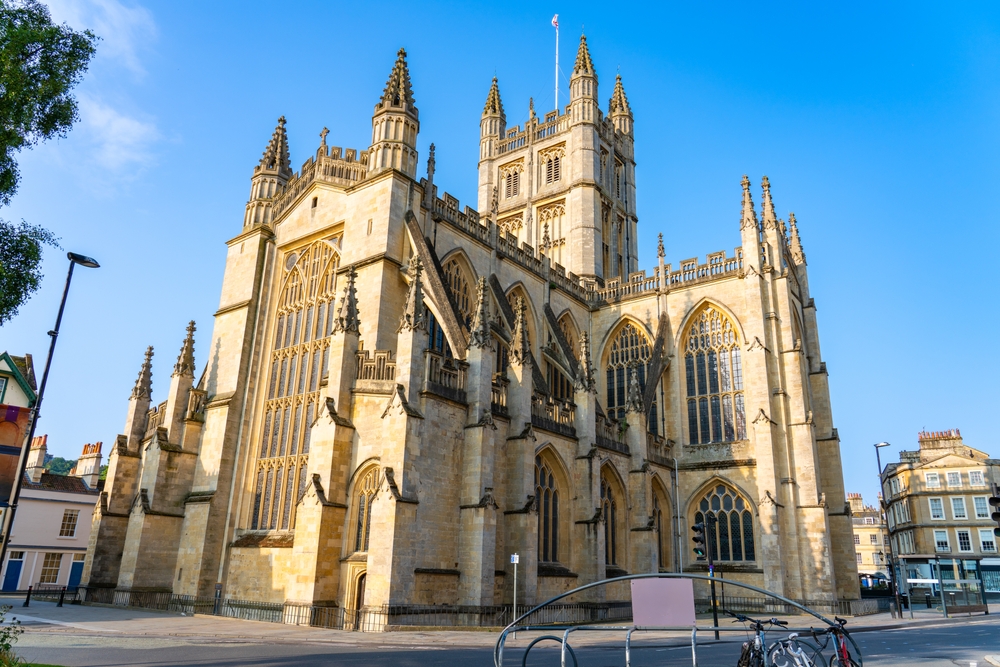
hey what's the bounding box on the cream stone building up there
[83,40,858,622]
[848,493,888,580]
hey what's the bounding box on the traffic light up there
[989,484,1000,537]
[692,522,707,560]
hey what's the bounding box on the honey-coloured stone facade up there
[83,40,859,622]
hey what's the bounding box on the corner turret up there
[244,117,292,227]
[480,77,506,160]
[569,35,599,124]
[608,74,633,136]
[369,48,419,178]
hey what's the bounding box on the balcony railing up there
[424,350,467,404]
[646,432,672,466]
[530,393,576,438]
[491,375,509,417]
[595,413,629,455]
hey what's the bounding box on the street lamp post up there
[0,252,100,570]
[874,441,904,618]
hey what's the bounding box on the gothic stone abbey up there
[82,39,859,620]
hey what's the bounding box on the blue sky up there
[1,1,998,503]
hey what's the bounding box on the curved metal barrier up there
[494,572,863,667]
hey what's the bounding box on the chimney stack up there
[26,434,47,483]
[74,442,103,489]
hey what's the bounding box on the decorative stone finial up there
[529,97,536,119]
[572,35,595,77]
[760,176,778,230]
[574,332,596,393]
[483,76,504,117]
[490,185,499,218]
[788,212,806,264]
[657,233,665,259]
[377,48,417,114]
[625,365,644,413]
[258,117,291,178]
[131,346,153,400]
[173,322,196,377]
[469,277,493,350]
[609,74,631,115]
[740,175,759,231]
[398,256,426,333]
[332,266,360,335]
[509,296,531,367]
[541,222,551,252]
[426,143,436,181]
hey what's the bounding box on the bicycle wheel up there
[767,643,796,667]
[792,637,825,666]
[769,640,819,667]
[828,655,860,667]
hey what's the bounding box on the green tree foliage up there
[43,455,74,475]
[0,219,59,324]
[0,0,97,205]
[99,463,107,481]
[0,0,97,324]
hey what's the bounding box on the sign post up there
[511,553,519,638]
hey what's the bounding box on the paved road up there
[6,600,999,666]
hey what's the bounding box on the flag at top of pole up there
[552,14,559,110]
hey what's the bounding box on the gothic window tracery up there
[442,257,473,326]
[250,239,340,531]
[604,322,658,434]
[693,483,756,562]
[500,161,523,199]
[353,467,378,552]
[536,455,560,563]
[683,306,746,445]
[539,145,565,185]
[653,490,665,569]
[601,472,621,566]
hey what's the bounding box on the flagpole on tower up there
[552,14,559,111]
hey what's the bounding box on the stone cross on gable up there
[319,127,329,146]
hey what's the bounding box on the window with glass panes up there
[693,484,755,562]
[979,529,996,552]
[951,497,967,519]
[853,534,860,545]
[957,530,972,552]
[59,509,79,537]
[353,468,378,552]
[40,553,61,583]
[870,534,878,545]
[929,498,945,520]
[947,471,961,487]
[684,307,745,444]
[605,322,658,433]
[251,239,340,531]
[975,497,990,519]
[535,456,559,563]
[970,470,985,486]
[601,473,621,566]
[925,472,940,489]
[934,530,950,551]
[442,258,472,327]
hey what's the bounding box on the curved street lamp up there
[874,441,904,617]
[0,252,100,569]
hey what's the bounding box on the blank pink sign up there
[631,578,696,627]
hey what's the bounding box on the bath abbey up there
[82,38,859,620]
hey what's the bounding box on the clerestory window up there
[684,306,746,444]
[604,322,658,433]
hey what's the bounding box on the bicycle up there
[768,631,824,667]
[726,610,794,667]
[808,616,862,667]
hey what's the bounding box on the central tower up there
[476,35,636,284]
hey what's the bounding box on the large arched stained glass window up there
[605,322,658,434]
[684,306,745,444]
[535,456,559,563]
[354,468,378,552]
[693,483,755,562]
[251,239,339,530]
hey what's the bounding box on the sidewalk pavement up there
[0,596,996,650]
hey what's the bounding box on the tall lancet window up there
[442,257,473,327]
[535,455,559,563]
[604,322,659,434]
[684,306,745,445]
[250,238,340,531]
[693,483,756,562]
[353,467,378,552]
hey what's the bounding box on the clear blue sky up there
[2,1,998,503]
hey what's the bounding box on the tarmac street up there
[3,598,999,666]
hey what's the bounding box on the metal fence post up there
[23,586,31,607]
[57,586,65,607]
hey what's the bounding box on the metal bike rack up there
[494,572,864,667]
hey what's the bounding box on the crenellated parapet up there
[271,147,369,219]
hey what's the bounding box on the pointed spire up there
[332,266,360,335]
[173,322,196,377]
[482,77,504,118]
[625,365,644,413]
[377,47,417,115]
[572,35,595,77]
[398,256,426,333]
[426,143,436,181]
[740,175,759,231]
[609,74,631,115]
[760,176,778,230]
[131,346,153,400]
[509,296,531,367]
[258,117,291,177]
[469,277,493,350]
[788,212,806,264]
[574,332,596,393]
